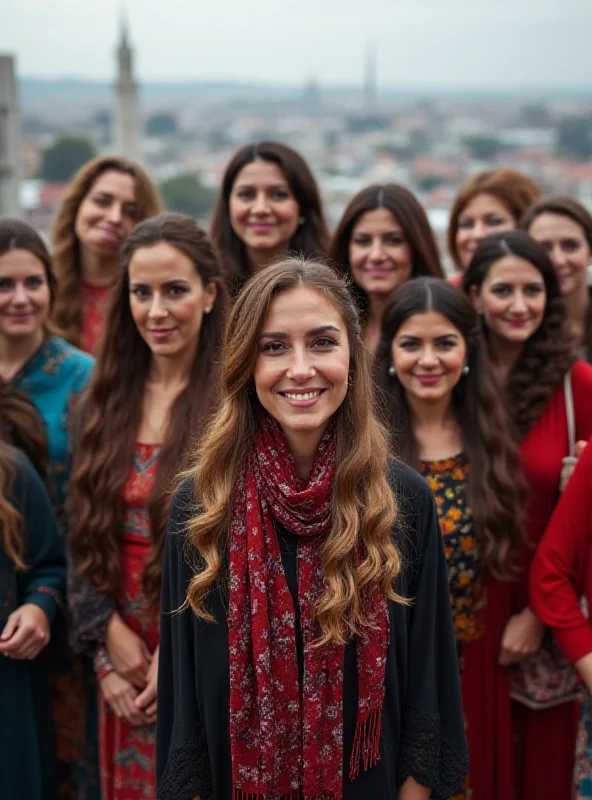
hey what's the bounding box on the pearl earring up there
[462,364,470,376]
[298,216,305,225]
[204,307,212,315]
[388,366,397,377]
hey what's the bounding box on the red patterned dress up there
[81,282,113,355]
[99,443,160,800]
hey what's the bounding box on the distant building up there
[364,44,377,113]
[0,55,21,216]
[112,11,140,162]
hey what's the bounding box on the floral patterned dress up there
[97,443,160,800]
[419,454,485,800]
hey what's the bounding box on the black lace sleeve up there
[67,552,116,654]
[394,468,469,798]
[156,479,213,800]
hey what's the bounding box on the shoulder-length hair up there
[51,155,161,347]
[185,256,404,645]
[462,230,575,438]
[375,277,526,578]
[521,194,592,360]
[0,218,58,314]
[448,169,541,269]
[0,382,48,570]
[330,184,444,321]
[69,212,228,605]
[210,142,329,296]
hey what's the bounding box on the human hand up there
[135,646,159,723]
[0,603,50,660]
[105,613,151,689]
[499,607,545,666]
[100,671,152,727]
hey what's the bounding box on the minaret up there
[0,55,21,216]
[363,43,377,113]
[113,7,140,161]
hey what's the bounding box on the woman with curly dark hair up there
[210,141,329,297]
[463,229,592,800]
[330,184,444,356]
[375,277,526,800]
[68,213,227,800]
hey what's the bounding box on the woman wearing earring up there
[0,218,97,799]
[52,155,161,354]
[521,195,592,362]
[330,184,444,356]
[463,230,592,800]
[156,257,468,800]
[375,276,526,800]
[210,141,329,296]
[447,169,540,285]
[68,212,227,800]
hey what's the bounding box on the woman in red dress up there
[68,212,227,799]
[375,277,527,800]
[51,155,161,354]
[463,229,592,800]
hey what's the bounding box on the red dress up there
[514,360,592,800]
[81,282,112,355]
[99,444,160,800]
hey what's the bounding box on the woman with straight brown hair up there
[521,195,592,361]
[330,184,444,356]
[52,154,161,353]
[69,212,227,800]
[210,141,329,296]
[156,257,468,800]
[447,169,540,282]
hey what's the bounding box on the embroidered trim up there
[158,733,213,799]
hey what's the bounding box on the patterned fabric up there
[575,691,592,799]
[228,416,388,800]
[98,443,160,800]
[12,335,99,800]
[419,455,485,646]
[80,282,113,355]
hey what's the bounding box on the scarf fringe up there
[349,708,382,781]
[232,791,300,800]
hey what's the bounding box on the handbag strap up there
[564,369,575,455]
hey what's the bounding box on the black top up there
[156,460,468,800]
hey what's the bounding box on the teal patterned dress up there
[12,335,99,800]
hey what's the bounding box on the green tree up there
[463,135,503,161]
[556,117,592,161]
[146,112,179,137]
[39,136,97,182]
[159,174,216,220]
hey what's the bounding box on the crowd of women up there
[1,140,592,800]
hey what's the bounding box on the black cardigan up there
[156,459,468,799]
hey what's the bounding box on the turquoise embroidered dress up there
[12,335,99,800]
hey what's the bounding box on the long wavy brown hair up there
[462,230,575,438]
[521,195,592,360]
[185,256,405,646]
[210,142,329,297]
[330,183,445,322]
[375,277,527,578]
[0,382,48,569]
[69,213,228,605]
[448,169,541,269]
[51,155,161,347]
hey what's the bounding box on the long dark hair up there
[521,194,592,360]
[376,277,526,578]
[329,183,444,322]
[210,141,329,296]
[462,230,575,438]
[69,212,228,604]
[0,218,58,313]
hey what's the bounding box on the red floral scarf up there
[228,416,389,800]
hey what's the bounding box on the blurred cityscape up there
[4,18,592,270]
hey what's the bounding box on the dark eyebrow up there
[259,325,341,341]
[235,183,290,191]
[129,279,190,288]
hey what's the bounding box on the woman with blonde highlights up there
[156,258,468,800]
[52,154,161,353]
[68,213,227,800]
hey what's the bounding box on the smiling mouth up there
[280,389,325,401]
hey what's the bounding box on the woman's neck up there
[563,285,590,345]
[80,247,118,287]
[147,349,193,390]
[406,393,462,460]
[487,333,523,388]
[363,294,389,357]
[283,426,327,482]
[0,329,45,381]
[246,245,286,275]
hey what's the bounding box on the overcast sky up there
[2,0,591,88]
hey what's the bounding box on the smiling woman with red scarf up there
[156,257,468,800]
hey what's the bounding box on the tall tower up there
[0,55,21,216]
[363,43,377,113]
[113,8,140,161]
